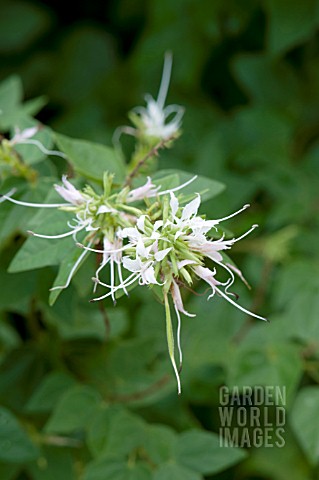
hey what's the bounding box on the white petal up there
[154,247,172,261]
[97,205,115,214]
[177,259,197,269]
[136,238,152,258]
[169,192,179,218]
[181,194,200,221]
[137,215,147,232]
[119,227,141,240]
[171,280,196,317]
[142,265,158,284]
[154,220,163,231]
[122,256,142,272]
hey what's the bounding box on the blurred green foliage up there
[1,0,319,479]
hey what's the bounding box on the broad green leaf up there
[45,385,102,434]
[176,429,247,475]
[240,430,313,480]
[153,463,201,480]
[144,424,177,464]
[0,406,39,463]
[0,463,20,480]
[41,292,107,341]
[264,0,319,56]
[9,235,74,273]
[290,386,319,466]
[84,457,151,480]
[49,245,90,306]
[0,1,50,54]
[87,409,146,458]
[0,348,46,411]
[26,372,77,414]
[227,343,302,407]
[232,54,301,111]
[27,446,75,480]
[87,406,123,458]
[0,76,23,130]
[153,169,225,203]
[55,133,126,183]
[0,262,37,314]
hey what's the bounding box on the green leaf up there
[144,425,177,464]
[26,372,77,414]
[48,245,90,306]
[0,463,20,480]
[0,406,39,463]
[264,0,319,56]
[9,235,74,273]
[0,348,46,411]
[290,386,319,466]
[0,1,50,54]
[84,458,151,480]
[0,76,23,130]
[55,133,126,183]
[41,292,107,341]
[27,446,76,480]
[227,343,303,407]
[176,429,247,475]
[153,169,225,203]
[87,409,146,458]
[153,463,201,480]
[45,385,102,434]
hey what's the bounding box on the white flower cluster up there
[1,174,265,393]
[115,53,184,145]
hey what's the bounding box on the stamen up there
[76,243,131,254]
[215,204,250,223]
[0,195,69,208]
[164,292,181,395]
[15,139,67,159]
[0,188,17,203]
[215,286,267,322]
[27,223,85,239]
[157,52,173,109]
[232,224,258,243]
[49,241,92,291]
[158,175,198,196]
[93,257,111,293]
[174,304,183,371]
[90,274,139,302]
[110,259,116,304]
[117,262,128,296]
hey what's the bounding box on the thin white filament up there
[93,257,111,293]
[50,241,92,291]
[117,261,128,296]
[174,304,183,370]
[28,223,85,239]
[158,175,198,196]
[16,139,67,159]
[76,243,131,254]
[157,52,173,109]
[1,195,69,208]
[231,224,258,243]
[214,204,250,223]
[215,286,267,322]
[91,273,139,302]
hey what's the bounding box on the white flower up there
[9,126,67,159]
[54,175,86,206]
[10,126,39,144]
[134,53,184,140]
[127,177,160,203]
